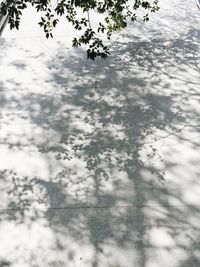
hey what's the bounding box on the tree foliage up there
[0,0,159,59]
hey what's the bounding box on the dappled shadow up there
[0,2,200,266]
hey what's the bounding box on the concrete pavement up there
[0,0,200,266]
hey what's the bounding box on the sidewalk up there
[0,1,200,266]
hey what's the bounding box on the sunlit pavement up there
[0,0,200,266]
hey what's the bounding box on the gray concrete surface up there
[0,0,200,266]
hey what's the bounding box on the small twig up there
[87,10,92,29]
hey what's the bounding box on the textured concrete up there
[0,0,200,266]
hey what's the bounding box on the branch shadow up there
[0,13,200,267]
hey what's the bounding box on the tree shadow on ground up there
[0,14,200,267]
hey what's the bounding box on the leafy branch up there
[0,0,160,59]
